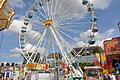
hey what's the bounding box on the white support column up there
[50,27,69,65]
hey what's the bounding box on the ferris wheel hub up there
[43,19,54,28]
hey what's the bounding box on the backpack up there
[6,71,10,77]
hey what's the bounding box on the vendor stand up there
[84,66,103,80]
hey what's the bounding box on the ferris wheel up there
[19,0,98,65]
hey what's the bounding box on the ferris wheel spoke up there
[46,2,49,19]
[52,0,63,20]
[27,29,47,63]
[55,32,89,62]
[32,24,45,30]
[32,34,47,63]
[42,3,49,19]
[42,5,49,19]
[52,0,64,20]
[58,17,91,25]
[38,1,49,19]
[32,26,45,33]
[30,20,43,27]
[52,26,75,62]
[49,31,56,53]
[36,30,47,50]
[55,5,73,23]
[54,1,72,20]
[52,42,55,53]
[47,35,53,53]
[57,20,91,31]
[32,27,44,32]
[33,14,45,22]
[58,26,81,34]
[72,38,90,61]
[37,7,47,19]
[58,25,80,34]
[50,0,54,19]
[50,26,70,64]
[25,33,41,44]
[55,27,79,43]
[25,26,44,35]
[63,21,91,25]
[51,0,59,19]
[57,14,76,24]
[56,14,74,25]
[28,18,43,26]
[57,22,91,29]
[55,29,87,58]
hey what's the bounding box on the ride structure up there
[0,0,15,31]
[19,0,98,79]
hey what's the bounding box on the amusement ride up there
[0,0,15,31]
[18,0,98,79]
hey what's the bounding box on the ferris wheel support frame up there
[19,0,98,78]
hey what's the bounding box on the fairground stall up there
[103,37,120,76]
[84,66,103,80]
[25,63,52,80]
[71,46,103,80]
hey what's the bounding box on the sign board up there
[104,37,120,55]
[26,63,49,70]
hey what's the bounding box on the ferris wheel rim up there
[19,0,98,64]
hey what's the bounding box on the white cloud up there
[89,0,112,9]
[4,20,24,34]
[0,52,21,58]
[4,20,41,41]
[10,43,48,59]
[10,47,23,54]
[76,41,86,47]
[9,0,25,8]
[78,0,113,10]
[104,28,117,37]
[79,30,103,41]
[75,28,117,49]
[23,43,48,57]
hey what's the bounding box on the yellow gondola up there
[0,0,15,31]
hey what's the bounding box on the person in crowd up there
[4,69,11,80]
[0,68,3,80]
[103,74,110,80]
[109,73,116,80]
[13,68,20,80]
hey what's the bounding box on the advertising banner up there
[104,37,120,55]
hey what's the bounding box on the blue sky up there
[97,0,120,34]
[0,0,120,63]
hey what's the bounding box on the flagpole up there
[118,22,120,31]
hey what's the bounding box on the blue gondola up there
[82,0,88,5]
[88,40,95,45]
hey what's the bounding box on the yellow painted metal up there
[0,0,7,9]
[0,0,15,30]
[43,19,53,28]
[26,63,49,70]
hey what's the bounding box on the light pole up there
[118,22,120,31]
